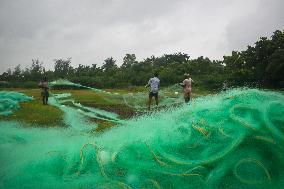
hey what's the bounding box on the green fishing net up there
[50,79,183,110]
[0,91,32,116]
[0,87,284,189]
[49,79,90,90]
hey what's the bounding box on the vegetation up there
[1,30,283,128]
[1,86,212,129]
[0,89,64,127]
[1,30,283,89]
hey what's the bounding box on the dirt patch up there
[81,102,138,119]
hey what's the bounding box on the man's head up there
[154,72,159,77]
[43,76,48,82]
[184,73,190,78]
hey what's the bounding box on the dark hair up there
[154,72,159,77]
[43,76,48,82]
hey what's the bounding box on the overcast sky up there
[0,0,283,73]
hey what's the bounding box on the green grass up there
[1,87,211,129]
[0,89,64,127]
[105,86,146,94]
[51,89,138,119]
[51,89,114,105]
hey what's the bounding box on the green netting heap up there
[0,91,32,116]
[0,89,284,189]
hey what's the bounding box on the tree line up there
[1,30,283,89]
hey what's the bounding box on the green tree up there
[29,59,45,81]
[54,58,72,78]
[102,57,117,72]
[12,64,22,81]
[265,49,284,87]
[122,54,137,69]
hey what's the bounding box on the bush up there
[0,81,38,88]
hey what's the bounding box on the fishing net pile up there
[0,88,284,189]
[0,91,32,116]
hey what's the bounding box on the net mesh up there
[50,79,183,110]
[0,86,284,189]
[0,91,32,116]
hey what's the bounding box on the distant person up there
[38,77,49,105]
[145,72,160,110]
[180,73,194,103]
[222,80,228,91]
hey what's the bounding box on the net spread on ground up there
[0,91,32,116]
[0,82,284,189]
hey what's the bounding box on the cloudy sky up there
[0,0,283,73]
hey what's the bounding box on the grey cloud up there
[0,0,283,73]
[225,0,284,54]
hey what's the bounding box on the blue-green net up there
[0,91,32,116]
[0,87,284,189]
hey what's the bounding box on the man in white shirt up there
[145,72,160,110]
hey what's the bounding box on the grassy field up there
[0,89,64,127]
[1,87,211,130]
[52,89,138,119]
[0,88,141,128]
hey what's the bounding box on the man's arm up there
[179,79,185,87]
[145,79,151,88]
[38,81,42,88]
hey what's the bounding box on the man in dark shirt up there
[38,77,49,105]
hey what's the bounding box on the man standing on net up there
[180,73,194,103]
[145,72,160,110]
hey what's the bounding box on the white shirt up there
[148,77,160,93]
